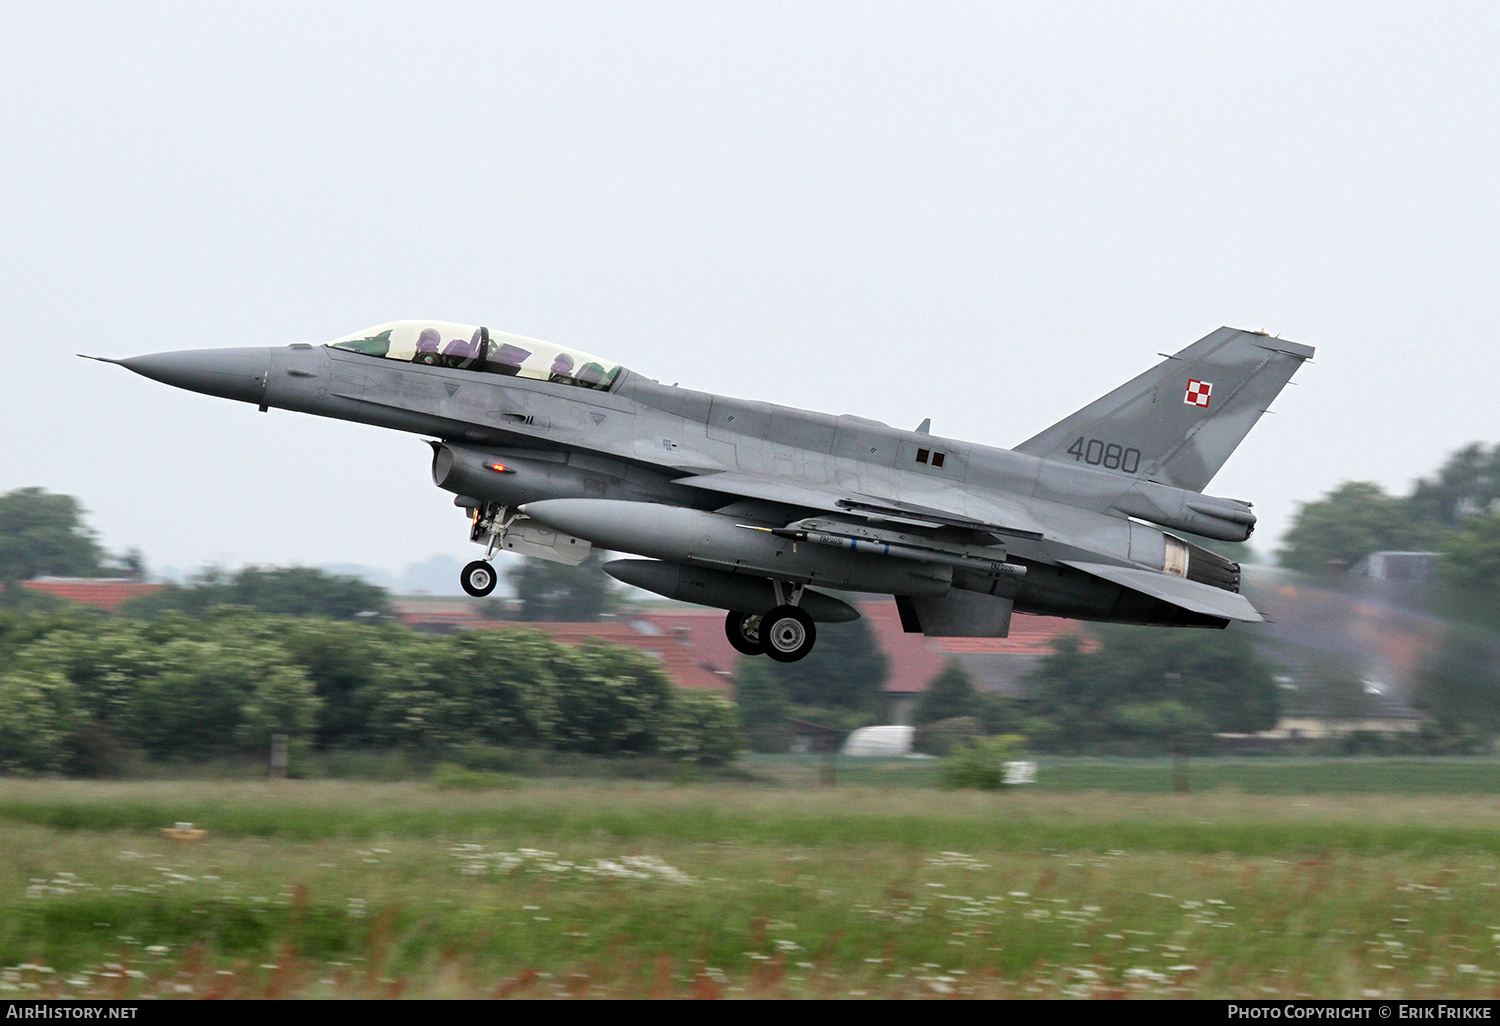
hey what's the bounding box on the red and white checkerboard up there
[1184,379,1212,408]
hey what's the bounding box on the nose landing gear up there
[461,560,498,597]
[459,501,515,597]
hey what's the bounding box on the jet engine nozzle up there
[118,347,273,406]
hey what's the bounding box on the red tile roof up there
[20,577,164,612]
[455,618,733,695]
[857,603,1091,692]
[398,601,1092,699]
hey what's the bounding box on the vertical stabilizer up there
[1014,327,1313,492]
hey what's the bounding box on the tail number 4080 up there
[1066,437,1141,473]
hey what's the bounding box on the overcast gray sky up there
[3,2,1497,586]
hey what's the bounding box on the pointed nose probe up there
[91,347,275,406]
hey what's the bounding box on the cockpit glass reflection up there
[326,321,622,391]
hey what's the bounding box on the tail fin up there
[1014,327,1314,492]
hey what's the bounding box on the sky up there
[3,2,1498,591]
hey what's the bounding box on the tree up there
[757,616,889,713]
[0,488,112,582]
[15,613,321,761]
[508,554,616,622]
[732,658,790,740]
[1410,443,1500,527]
[274,617,414,749]
[0,669,78,773]
[1024,624,1277,752]
[729,617,888,750]
[1413,625,1500,743]
[1440,513,1500,592]
[548,641,677,755]
[1277,482,1436,574]
[913,661,978,725]
[119,566,392,620]
[1437,513,1500,627]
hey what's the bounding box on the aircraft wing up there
[672,471,1046,540]
[1061,560,1264,623]
[833,497,1045,540]
[671,472,850,514]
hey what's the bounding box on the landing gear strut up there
[459,502,514,597]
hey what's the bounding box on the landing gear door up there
[502,519,593,566]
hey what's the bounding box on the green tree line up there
[1278,442,1500,591]
[0,608,740,775]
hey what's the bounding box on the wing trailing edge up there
[1060,560,1263,623]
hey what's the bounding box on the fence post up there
[270,733,289,780]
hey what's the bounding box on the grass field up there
[752,755,1500,794]
[6,768,1500,998]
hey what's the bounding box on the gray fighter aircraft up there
[89,322,1312,662]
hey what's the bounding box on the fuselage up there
[105,321,1310,644]
[221,341,1225,624]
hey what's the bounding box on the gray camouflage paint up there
[106,325,1312,637]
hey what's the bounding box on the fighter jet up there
[90,322,1312,662]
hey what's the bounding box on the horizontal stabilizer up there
[1061,560,1263,623]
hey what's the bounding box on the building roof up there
[858,602,1093,694]
[452,617,734,695]
[20,577,163,612]
[393,597,1092,700]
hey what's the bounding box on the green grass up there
[754,754,1500,795]
[6,779,1500,997]
[5,789,1500,856]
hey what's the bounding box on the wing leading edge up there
[672,471,1046,539]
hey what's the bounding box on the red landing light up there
[486,463,515,473]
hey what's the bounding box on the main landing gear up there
[724,582,817,663]
[460,501,514,597]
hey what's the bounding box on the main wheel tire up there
[461,559,498,597]
[725,610,764,655]
[762,605,816,663]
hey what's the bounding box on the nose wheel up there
[461,559,498,597]
[761,605,815,663]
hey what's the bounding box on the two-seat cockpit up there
[328,320,623,392]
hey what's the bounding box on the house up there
[18,576,163,612]
[856,602,1093,724]
[1257,679,1426,740]
[390,596,1091,714]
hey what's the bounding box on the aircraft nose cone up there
[119,347,272,405]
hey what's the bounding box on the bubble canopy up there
[327,321,622,391]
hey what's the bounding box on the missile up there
[762,526,1028,579]
[603,559,859,621]
[519,498,950,596]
